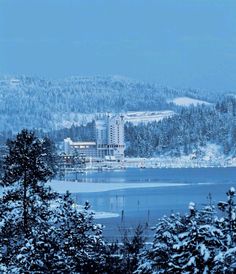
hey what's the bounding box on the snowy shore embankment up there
[126,144,236,169]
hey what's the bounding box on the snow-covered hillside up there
[53,110,176,128]
[171,97,211,107]
[0,75,216,132]
[124,111,175,125]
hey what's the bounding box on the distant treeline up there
[125,96,236,157]
[38,96,236,158]
[0,75,183,132]
[40,122,96,143]
[2,74,232,133]
[1,83,236,158]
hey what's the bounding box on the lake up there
[65,167,236,240]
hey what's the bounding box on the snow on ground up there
[170,97,211,107]
[72,204,119,219]
[49,181,188,194]
[126,144,236,168]
[93,211,119,219]
[124,111,175,125]
[54,113,96,128]
[54,110,175,128]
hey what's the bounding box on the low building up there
[64,138,97,158]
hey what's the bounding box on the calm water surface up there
[72,167,236,240]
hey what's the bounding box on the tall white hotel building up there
[96,114,125,159]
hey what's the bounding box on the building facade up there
[64,138,97,157]
[63,114,125,159]
[96,114,125,159]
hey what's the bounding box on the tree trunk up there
[23,172,28,236]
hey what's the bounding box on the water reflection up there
[71,167,236,239]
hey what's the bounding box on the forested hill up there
[125,96,236,157]
[33,96,236,160]
[0,75,215,132]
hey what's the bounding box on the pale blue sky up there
[0,0,236,91]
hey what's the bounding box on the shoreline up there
[49,181,189,194]
[122,155,236,169]
[87,159,236,170]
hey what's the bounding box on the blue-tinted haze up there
[0,0,236,91]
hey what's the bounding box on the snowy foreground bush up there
[1,130,236,273]
[137,189,236,274]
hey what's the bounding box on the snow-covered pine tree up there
[213,187,236,272]
[51,192,107,273]
[167,203,223,273]
[0,129,57,267]
[118,224,146,273]
[0,129,110,273]
[137,199,225,273]
[136,213,187,274]
[41,136,58,179]
[217,187,236,247]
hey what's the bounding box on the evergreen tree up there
[52,192,106,273]
[0,130,108,273]
[214,187,236,272]
[119,225,146,273]
[0,129,57,267]
[218,187,236,247]
[137,192,235,273]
